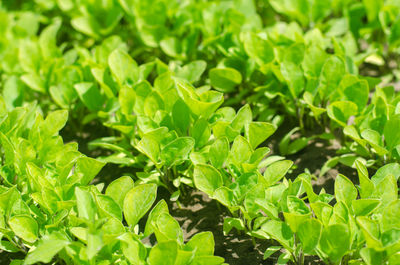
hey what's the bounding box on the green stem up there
[251,236,256,247]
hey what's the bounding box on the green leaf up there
[340,75,369,111]
[185,232,215,256]
[319,56,345,99]
[209,68,242,93]
[176,60,207,83]
[189,256,225,265]
[245,122,276,149]
[137,135,160,164]
[373,174,397,207]
[8,215,38,243]
[357,217,382,249]
[41,110,68,137]
[361,129,388,156]
[281,61,304,99]
[303,91,326,118]
[229,135,252,165]
[382,229,400,248]
[264,160,293,186]
[108,48,138,85]
[213,187,235,208]
[123,184,157,227]
[191,118,210,148]
[297,219,322,253]
[360,247,385,265]
[176,80,223,118]
[384,115,400,151]
[144,200,169,237]
[3,76,24,110]
[352,199,380,216]
[327,101,358,127]
[105,176,135,208]
[144,91,164,118]
[39,20,61,59]
[335,174,358,208]
[286,196,310,214]
[119,232,147,264]
[75,157,105,185]
[172,99,190,135]
[261,220,294,251]
[193,164,223,197]
[87,232,103,260]
[381,200,400,232]
[160,37,182,58]
[243,32,274,65]
[263,246,281,260]
[362,0,383,22]
[286,137,309,155]
[71,16,99,38]
[148,240,178,265]
[160,137,195,167]
[75,187,96,221]
[310,202,333,227]
[74,82,104,111]
[255,199,279,220]
[269,0,309,25]
[119,85,136,116]
[24,232,69,265]
[209,137,229,168]
[96,194,122,221]
[355,159,374,198]
[283,196,311,232]
[223,217,246,235]
[371,163,400,184]
[231,104,252,132]
[153,213,183,244]
[319,224,350,263]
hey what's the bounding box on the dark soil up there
[286,138,357,195]
[167,190,269,264]
[0,250,26,264]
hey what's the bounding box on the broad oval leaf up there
[319,224,350,263]
[160,137,195,167]
[148,240,178,265]
[263,160,293,186]
[245,122,276,149]
[9,215,38,243]
[334,174,358,208]
[327,101,358,127]
[298,219,322,253]
[105,176,135,208]
[209,68,242,93]
[193,164,223,197]
[123,184,157,227]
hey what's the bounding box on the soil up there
[167,190,269,264]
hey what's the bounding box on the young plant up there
[257,160,400,264]
[0,101,223,265]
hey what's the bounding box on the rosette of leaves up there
[90,51,278,201]
[321,85,400,174]
[255,160,400,264]
[190,106,287,237]
[0,13,89,113]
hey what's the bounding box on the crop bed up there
[1,1,400,264]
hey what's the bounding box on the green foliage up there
[1,0,400,264]
[0,105,223,265]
